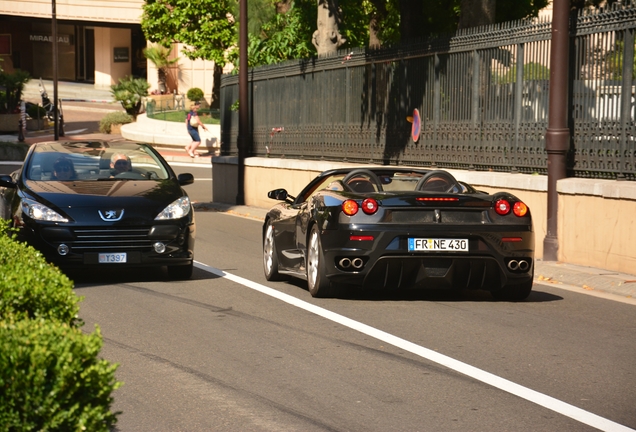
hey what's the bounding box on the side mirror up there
[178,173,194,186]
[268,188,288,201]
[0,175,17,189]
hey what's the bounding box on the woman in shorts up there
[185,102,209,158]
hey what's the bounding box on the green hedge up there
[0,227,81,326]
[0,320,120,431]
[0,221,120,430]
[99,111,133,134]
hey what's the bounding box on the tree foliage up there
[141,0,620,70]
[141,0,235,65]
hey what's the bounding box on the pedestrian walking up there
[185,102,208,158]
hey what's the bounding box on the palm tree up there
[143,45,179,94]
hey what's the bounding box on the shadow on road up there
[67,265,218,287]
[282,278,563,303]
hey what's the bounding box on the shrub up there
[99,111,133,134]
[110,76,150,119]
[0,223,81,326]
[186,87,204,102]
[0,69,30,114]
[0,319,120,431]
[26,104,47,120]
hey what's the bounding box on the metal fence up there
[220,2,636,180]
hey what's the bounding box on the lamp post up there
[52,0,59,140]
[543,0,570,261]
[236,0,248,205]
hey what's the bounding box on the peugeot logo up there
[99,209,124,221]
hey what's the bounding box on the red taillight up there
[502,237,522,242]
[494,199,511,215]
[361,198,379,215]
[342,200,359,216]
[350,235,374,241]
[513,201,528,217]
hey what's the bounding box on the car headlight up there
[21,199,69,222]
[155,196,191,220]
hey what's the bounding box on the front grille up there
[70,227,153,252]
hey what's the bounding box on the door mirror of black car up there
[268,188,289,201]
[0,175,17,188]
[178,173,194,186]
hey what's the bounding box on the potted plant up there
[186,87,207,108]
[110,76,150,120]
[143,45,179,94]
[0,69,30,132]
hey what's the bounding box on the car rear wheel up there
[491,280,533,301]
[263,221,284,281]
[307,225,336,298]
[167,261,193,280]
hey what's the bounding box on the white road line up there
[195,261,635,432]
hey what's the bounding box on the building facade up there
[0,0,216,100]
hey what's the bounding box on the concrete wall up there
[145,42,217,102]
[558,179,636,274]
[211,156,636,274]
[1,0,143,24]
[94,27,132,88]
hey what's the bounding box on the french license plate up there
[98,253,127,263]
[408,238,469,252]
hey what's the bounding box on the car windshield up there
[25,141,171,181]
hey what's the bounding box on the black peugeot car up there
[0,140,196,279]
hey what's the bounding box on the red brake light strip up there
[416,197,459,202]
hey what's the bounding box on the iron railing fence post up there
[620,28,635,179]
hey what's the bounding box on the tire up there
[491,280,533,301]
[306,225,336,298]
[167,261,193,280]
[263,221,284,281]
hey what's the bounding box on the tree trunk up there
[276,0,293,14]
[458,0,496,29]
[312,0,346,56]
[368,0,386,48]
[369,14,381,49]
[157,68,167,94]
[399,0,421,42]
[211,63,223,110]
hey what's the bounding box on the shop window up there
[0,35,11,56]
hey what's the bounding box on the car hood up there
[22,179,186,221]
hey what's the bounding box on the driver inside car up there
[110,153,132,176]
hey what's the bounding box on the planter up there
[26,118,46,131]
[110,124,122,134]
[0,113,21,133]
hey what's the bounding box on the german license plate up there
[98,253,127,263]
[408,238,469,252]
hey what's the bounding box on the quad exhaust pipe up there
[338,257,365,270]
[507,259,530,272]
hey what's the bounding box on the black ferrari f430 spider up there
[263,168,534,300]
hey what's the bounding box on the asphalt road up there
[70,164,636,432]
[3,105,634,431]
